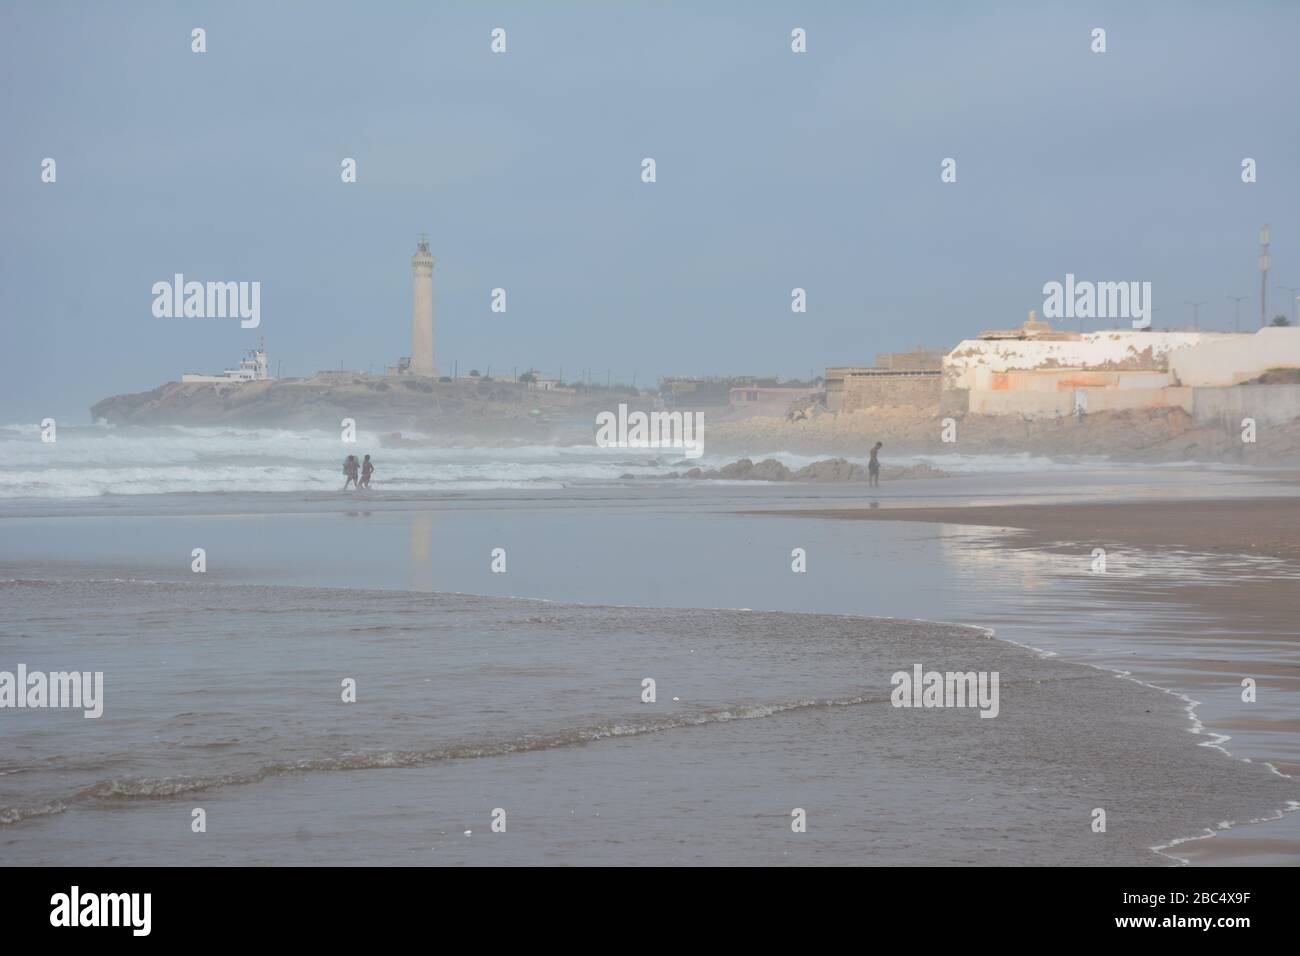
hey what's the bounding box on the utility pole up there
[1226,295,1247,332]
[1184,300,1206,330]
[1275,285,1300,326]
[1260,224,1270,328]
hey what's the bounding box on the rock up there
[793,458,866,481]
[751,458,792,480]
[675,455,950,483]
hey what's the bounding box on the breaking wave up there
[1,693,891,823]
[0,423,1076,499]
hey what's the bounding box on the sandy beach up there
[757,497,1300,561]
[2,456,1298,865]
[9,576,1287,866]
[749,490,1300,858]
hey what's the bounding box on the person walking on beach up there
[342,455,359,490]
[868,442,882,487]
[360,454,374,489]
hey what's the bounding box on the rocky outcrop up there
[89,375,637,440]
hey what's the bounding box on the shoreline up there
[748,493,1300,863]
[745,496,1300,562]
[1,573,1285,866]
[4,483,1298,864]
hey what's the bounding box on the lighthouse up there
[410,235,436,376]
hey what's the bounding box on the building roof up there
[979,310,1080,341]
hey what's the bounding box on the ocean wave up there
[0,425,698,498]
[0,423,1105,499]
[0,800,68,825]
[1,693,891,824]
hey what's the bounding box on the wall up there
[943,331,1231,391]
[960,381,1300,422]
[1192,384,1300,425]
[841,372,941,412]
[969,387,1192,418]
[825,367,868,412]
[875,349,943,371]
[983,369,1173,392]
[1169,328,1300,386]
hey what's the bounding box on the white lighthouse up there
[410,235,436,376]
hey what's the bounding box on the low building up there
[823,344,946,412]
[181,346,270,384]
[727,385,820,417]
[825,367,942,412]
[661,378,734,409]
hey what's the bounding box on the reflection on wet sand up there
[409,510,435,591]
[910,520,1300,864]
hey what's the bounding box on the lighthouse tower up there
[410,235,436,376]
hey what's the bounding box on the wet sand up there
[4,475,1299,864]
[753,497,1300,562]
[751,493,1300,863]
[0,577,1289,866]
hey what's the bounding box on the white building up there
[181,345,271,384]
[942,313,1300,418]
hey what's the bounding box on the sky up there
[2,1,1299,422]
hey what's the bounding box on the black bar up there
[0,867,1289,941]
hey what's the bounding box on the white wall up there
[1169,328,1300,386]
[970,387,1192,418]
[944,331,1231,390]
[1192,384,1300,424]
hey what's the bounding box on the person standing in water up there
[868,442,882,487]
[360,454,374,489]
[342,455,359,490]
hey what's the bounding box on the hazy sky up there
[3,1,1298,421]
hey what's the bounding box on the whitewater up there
[0,423,1079,499]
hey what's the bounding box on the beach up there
[765,497,1300,562]
[9,576,1284,866]
[2,432,1298,865]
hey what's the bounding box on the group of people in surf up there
[342,454,375,491]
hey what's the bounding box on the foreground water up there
[2,469,1298,865]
